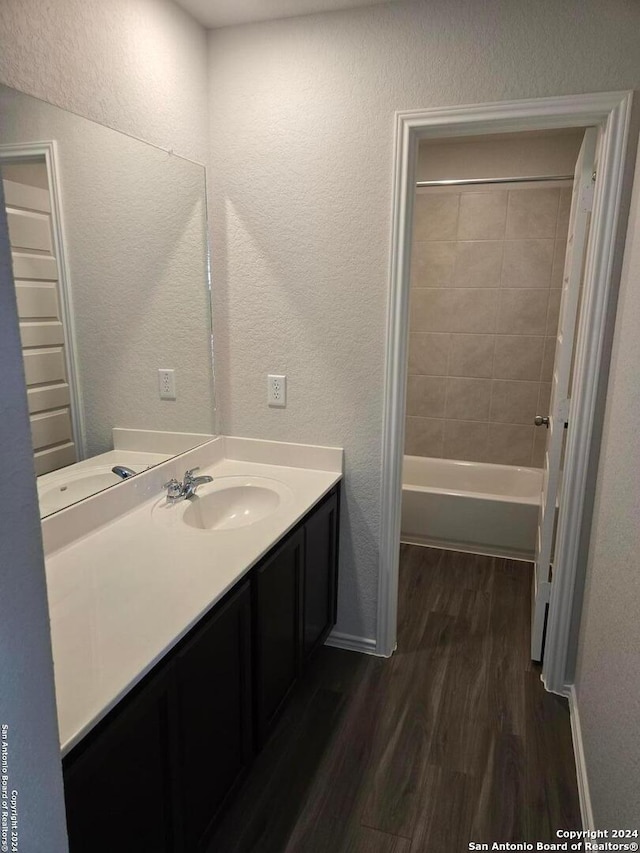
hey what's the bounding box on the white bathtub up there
[401,456,542,560]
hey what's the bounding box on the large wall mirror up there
[0,84,215,518]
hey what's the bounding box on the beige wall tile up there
[451,289,499,333]
[445,377,492,421]
[541,336,556,381]
[449,333,495,378]
[505,188,560,239]
[411,289,500,334]
[453,241,503,288]
[457,192,507,240]
[406,375,447,418]
[490,379,540,425]
[501,239,554,288]
[538,382,552,413]
[410,288,456,332]
[414,192,459,241]
[556,187,573,240]
[408,332,450,375]
[487,424,535,466]
[493,335,545,380]
[550,240,567,288]
[411,241,456,287]
[443,420,489,461]
[404,416,444,458]
[546,288,562,336]
[497,289,549,335]
[408,181,573,468]
[532,426,548,468]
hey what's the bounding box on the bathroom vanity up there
[42,437,342,853]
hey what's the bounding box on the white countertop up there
[44,437,342,756]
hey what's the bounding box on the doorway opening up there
[378,92,632,697]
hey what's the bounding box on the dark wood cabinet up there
[63,484,340,853]
[302,489,339,661]
[173,581,252,852]
[253,528,304,744]
[63,668,175,853]
[64,583,252,853]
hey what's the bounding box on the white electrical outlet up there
[267,374,286,407]
[158,368,176,400]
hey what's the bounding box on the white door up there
[531,127,598,662]
[2,165,79,475]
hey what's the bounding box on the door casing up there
[0,140,85,460]
[378,91,633,697]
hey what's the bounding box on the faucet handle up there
[163,478,182,501]
[184,467,200,482]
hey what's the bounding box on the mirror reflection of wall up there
[0,84,216,518]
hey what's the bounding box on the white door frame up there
[0,140,86,459]
[378,91,632,694]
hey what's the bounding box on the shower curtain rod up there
[416,174,573,187]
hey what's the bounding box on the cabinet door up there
[254,528,304,745]
[173,581,252,852]
[303,489,339,661]
[63,670,175,853]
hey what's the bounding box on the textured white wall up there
[574,138,640,827]
[207,0,640,641]
[0,0,209,163]
[0,187,69,850]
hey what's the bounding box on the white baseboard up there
[324,630,379,655]
[567,685,595,830]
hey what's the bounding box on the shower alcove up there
[401,129,585,559]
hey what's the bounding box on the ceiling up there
[174,0,396,29]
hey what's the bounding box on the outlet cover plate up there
[267,374,286,407]
[158,368,176,400]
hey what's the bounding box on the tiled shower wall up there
[406,185,571,467]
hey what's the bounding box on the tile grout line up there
[489,198,509,457]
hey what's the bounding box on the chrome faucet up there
[112,465,136,479]
[182,467,214,499]
[163,467,213,503]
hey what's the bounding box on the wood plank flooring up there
[207,545,581,853]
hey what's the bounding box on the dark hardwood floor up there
[207,545,581,853]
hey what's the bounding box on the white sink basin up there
[38,466,134,515]
[153,476,294,532]
[184,485,280,531]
